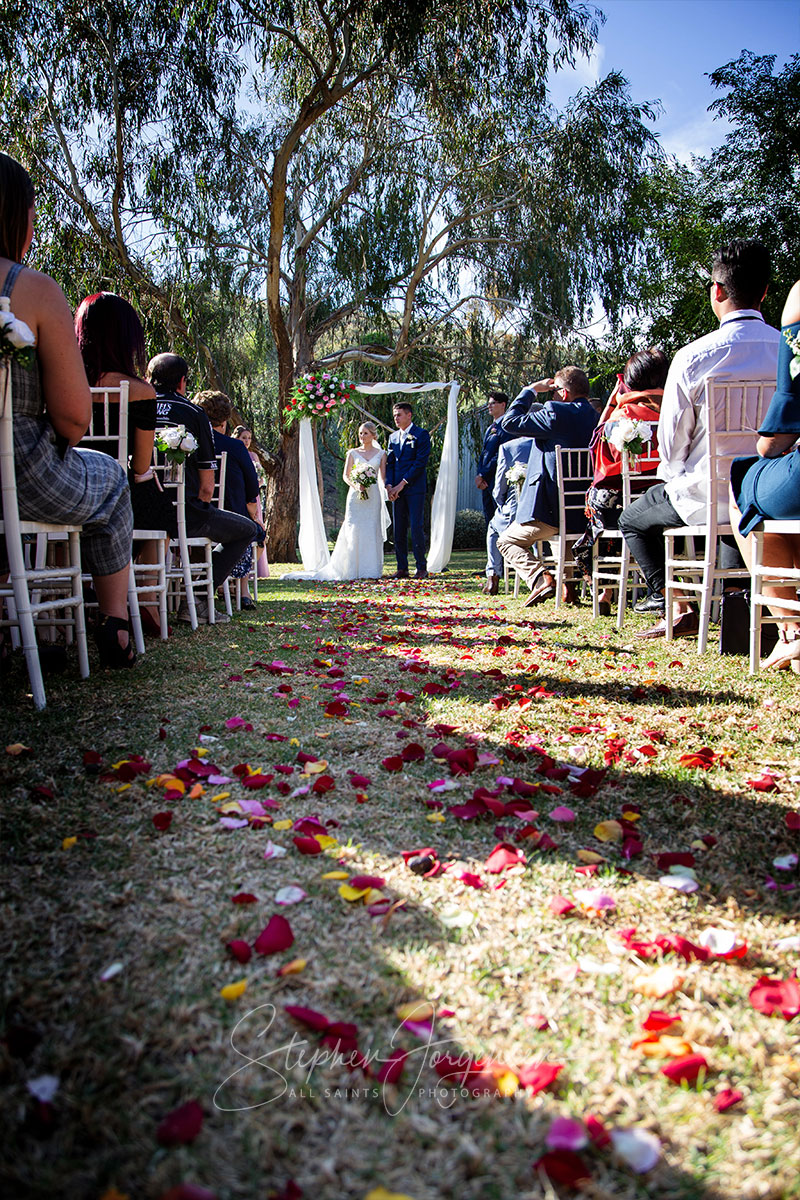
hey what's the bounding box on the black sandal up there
[94,614,137,669]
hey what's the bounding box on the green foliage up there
[452,508,486,549]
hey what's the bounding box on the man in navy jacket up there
[499,367,598,604]
[475,390,515,526]
[483,436,533,594]
[386,402,431,578]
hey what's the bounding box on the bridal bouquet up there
[286,372,356,425]
[155,425,199,464]
[0,297,36,370]
[350,460,378,500]
[505,462,527,486]
[605,417,652,456]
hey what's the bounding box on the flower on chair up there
[0,299,36,370]
[155,425,199,464]
[605,417,652,456]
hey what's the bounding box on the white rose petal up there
[275,886,307,905]
[611,1127,661,1173]
[773,853,798,871]
[659,874,699,893]
[697,928,738,956]
[263,840,287,860]
[775,935,800,952]
[99,961,124,981]
[27,1074,59,1103]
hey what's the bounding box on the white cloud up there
[660,111,731,163]
[547,41,606,110]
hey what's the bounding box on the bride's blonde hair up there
[359,421,380,443]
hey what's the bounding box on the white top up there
[658,309,780,524]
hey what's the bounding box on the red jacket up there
[591,389,663,488]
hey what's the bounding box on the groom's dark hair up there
[393,402,413,415]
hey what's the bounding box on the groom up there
[386,402,431,578]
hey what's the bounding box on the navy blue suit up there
[386,422,431,574]
[501,395,598,531]
[477,419,515,525]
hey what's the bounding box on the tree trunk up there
[265,427,299,561]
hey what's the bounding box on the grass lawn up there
[1,551,798,1200]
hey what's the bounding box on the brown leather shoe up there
[524,576,556,607]
[482,574,500,595]
[635,610,700,640]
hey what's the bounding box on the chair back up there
[0,363,25,574]
[214,452,227,509]
[555,446,593,535]
[85,382,130,467]
[703,377,775,527]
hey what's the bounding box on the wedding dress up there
[285,446,389,581]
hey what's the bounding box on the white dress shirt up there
[658,309,780,524]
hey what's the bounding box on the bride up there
[328,422,389,578]
[287,422,390,581]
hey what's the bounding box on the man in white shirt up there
[619,239,780,638]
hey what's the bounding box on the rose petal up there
[253,915,294,956]
[610,1127,661,1173]
[156,1099,204,1146]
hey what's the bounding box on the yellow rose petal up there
[338,884,371,902]
[306,760,329,774]
[321,870,350,880]
[219,800,243,814]
[273,819,293,831]
[577,849,606,864]
[396,1001,434,1022]
[211,792,231,803]
[277,958,307,976]
[62,836,78,850]
[594,820,623,843]
[315,834,338,849]
[365,1190,419,1200]
[220,978,248,1001]
[495,1070,519,1097]
[426,812,446,823]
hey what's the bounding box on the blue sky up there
[548,0,798,159]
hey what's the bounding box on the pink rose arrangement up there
[285,372,356,425]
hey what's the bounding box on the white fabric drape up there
[289,381,460,577]
[296,418,331,573]
[427,380,460,572]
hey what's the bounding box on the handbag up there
[719,589,776,656]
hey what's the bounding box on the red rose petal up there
[517,1062,563,1093]
[156,1099,204,1146]
[227,940,252,964]
[661,1054,708,1085]
[533,1150,590,1187]
[153,811,173,831]
[749,975,800,1019]
[284,1005,330,1031]
[293,836,324,855]
[253,915,294,956]
[231,892,258,904]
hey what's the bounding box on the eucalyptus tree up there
[2,0,662,557]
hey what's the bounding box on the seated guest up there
[619,239,780,639]
[233,424,269,578]
[196,391,262,609]
[75,291,172,637]
[475,390,514,527]
[482,437,532,594]
[0,153,135,668]
[731,277,800,670]
[147,353,261,624]
[498,366,599,605]
[572,348,669,612]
